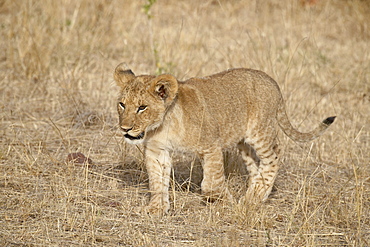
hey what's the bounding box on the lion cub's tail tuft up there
[322,116,336,126]
[277,103,335,143]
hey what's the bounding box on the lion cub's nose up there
[121,126,133,132]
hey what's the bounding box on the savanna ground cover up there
[0,0,369,246]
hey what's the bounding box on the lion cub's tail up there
[277,104,336,142]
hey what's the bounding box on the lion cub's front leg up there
[144,145,172,215]
[201,147,233,203]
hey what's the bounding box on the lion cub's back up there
[183,68,283,143]
[185,68,282,115]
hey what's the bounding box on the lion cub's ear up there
[150,74,178,103]
[114,63,135,88]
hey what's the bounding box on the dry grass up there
[1,0,369,246]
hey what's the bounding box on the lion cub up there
[114,63,335,215]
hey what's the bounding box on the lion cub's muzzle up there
[124,132,145,141]
[120,126,145,143]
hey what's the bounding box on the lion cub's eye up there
[119,102,125,110]
[137,105,147,113]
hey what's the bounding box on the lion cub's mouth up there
[124,132,145,141]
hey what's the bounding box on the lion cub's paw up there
[134,203,170,216]
[240,183,272,205]
[203,188,235,204]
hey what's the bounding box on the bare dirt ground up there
[0,0,369,246]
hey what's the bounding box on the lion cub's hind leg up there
[237,142,259,187]
[241,133,280,203]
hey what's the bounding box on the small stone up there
[66,152,93,164]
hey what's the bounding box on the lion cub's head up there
[114,63,178,144]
